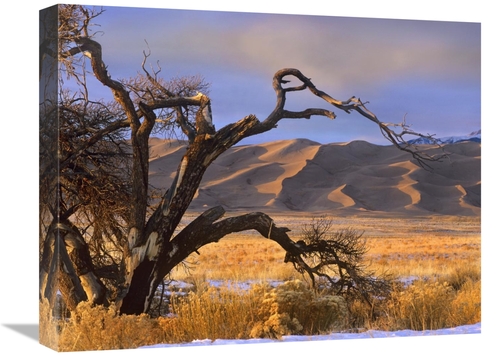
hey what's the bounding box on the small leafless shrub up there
[287,217,394,316]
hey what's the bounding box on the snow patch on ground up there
[142,322,480,348]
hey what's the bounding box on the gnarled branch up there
[243,68,447,169]
[163,206,385,303]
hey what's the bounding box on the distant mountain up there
[148,138,481,216]
[407,130,481,145]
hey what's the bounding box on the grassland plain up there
[171,212,480,283]
[164,212,481,334]
[40,213,481,351]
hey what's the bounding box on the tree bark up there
[40,221,107,309]
[120,206,307,315]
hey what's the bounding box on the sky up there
[74,4,481,145]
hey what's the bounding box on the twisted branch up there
[244,68,447,170]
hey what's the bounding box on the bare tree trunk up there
[40,221,107,310]
[118,117,260,314]
[120,205,305,315]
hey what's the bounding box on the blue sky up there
[74,4,481,145]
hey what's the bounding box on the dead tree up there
[39,5,445,316]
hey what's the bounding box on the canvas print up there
[39,4,481,352]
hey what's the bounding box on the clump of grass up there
[449,278,481,326]
[161,282,262,342]
[373,267,481,331]
[440,262,481,326]
[249,279,348,339]
[160,280,348,343]
[344,262,481,332]
[386,280,456,330]
[439,263,481,291]
[53,302,165,351]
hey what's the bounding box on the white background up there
[0,1,496,354]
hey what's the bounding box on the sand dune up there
[148,138,481,216]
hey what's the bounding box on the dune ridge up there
[148,138,481,216]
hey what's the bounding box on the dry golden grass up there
[365,234,480,279]
[41,214,481,351]
[161,279,348,342]
[377,273,481,331]
[171,233,301,283]
[41,302,166,351]
[172,214,480,284]
[168,213,481,334]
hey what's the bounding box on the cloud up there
[98,9,479,86]
[85,6,481,143]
